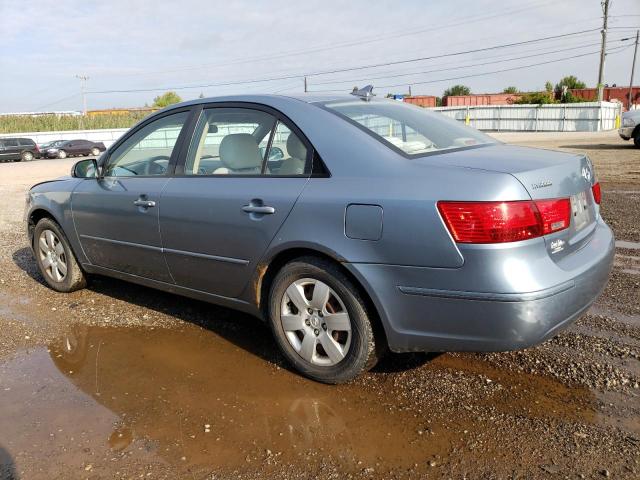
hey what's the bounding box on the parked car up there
[48,139,106,159]
[619,110,640,147]
[39,140,66,159]
[25,92,614,383]
[0,137,39,162]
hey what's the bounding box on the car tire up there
[634,130,640,148]
[21,151,34,162]
[268,256,379,384]
[90,147,100,156]
[57,150,67,159]
[33,217,87,293]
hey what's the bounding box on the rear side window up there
[184,108,276,176]
[263,121,309,176]
[321,100,495,157]
[19,139,35,146]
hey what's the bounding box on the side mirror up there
[269,146,284,161]
[71,158,99,178]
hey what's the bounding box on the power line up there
[308,44,632,92]
[310,37,631,87]
[87,28,602,95]
[34,93,81,111]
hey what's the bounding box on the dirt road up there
[0,132,638,479]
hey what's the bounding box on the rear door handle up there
[242,205,275,214]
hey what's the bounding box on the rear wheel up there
[268,257,379,384]
[57,150,67,159]
[634,130,640,148]
[90,147,100,156]
[21,151,34,162]
[33,217,86,292]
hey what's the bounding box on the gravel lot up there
[0,132,638,479]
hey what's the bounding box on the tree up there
[503,86,518,94]
[443,85,471,97]
[152,91,182,108]
[544,81,554,93]
[555,75,586,91]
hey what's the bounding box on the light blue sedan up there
[25,91,614,383]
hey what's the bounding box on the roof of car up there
[159,93,383,113]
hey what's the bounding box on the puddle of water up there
[616,240,640,250]
[0,323,457,475]
[0,292,33,324]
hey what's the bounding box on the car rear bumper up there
[345,218,615,353]
[618,126,635,140]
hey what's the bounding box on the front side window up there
[103,111,189,177]
[184,108,276,176]
[321,99,495,157]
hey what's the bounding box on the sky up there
[0,0,639,113]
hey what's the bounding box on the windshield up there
[321,99,496,157]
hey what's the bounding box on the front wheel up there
[634,131,640,148]
[268,257,379,384]
[57,150,67,159]
[33,217,87,292]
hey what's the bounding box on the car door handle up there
[242,205,275,214]
[134,199,156,208]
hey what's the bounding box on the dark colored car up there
[25,93,614,384]
[0,137,40,162]
[48,139,106,159]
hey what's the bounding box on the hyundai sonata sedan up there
[25,91,614,383]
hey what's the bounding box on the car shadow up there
[559,144,635,150]
[12,247,436,378]
[0,445,18,480]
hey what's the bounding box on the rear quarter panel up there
[267,160,531,268]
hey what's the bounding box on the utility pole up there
[628,30,639,110]
[408,85,412,96]
[304,76,308,93]
[597,0,609,102]
[75,74,89,115]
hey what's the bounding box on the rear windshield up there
[320,99,496,157]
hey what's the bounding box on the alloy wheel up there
[38,229,67,282]
[280,278,352,366]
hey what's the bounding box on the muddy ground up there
[0,131,638,479]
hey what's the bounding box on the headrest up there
[219,134,263,170]
[286,133,307,160]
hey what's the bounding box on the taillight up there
[592,182,601,204]
[534,198,571,235]
[437,199,571,244]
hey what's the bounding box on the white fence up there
[0,128,129,148]
[0,102,623,147]
[433,101,622,132]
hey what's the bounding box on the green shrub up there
[514,92,556,105]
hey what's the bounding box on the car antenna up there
[350,85,375,101]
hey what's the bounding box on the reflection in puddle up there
[0,323,453,474]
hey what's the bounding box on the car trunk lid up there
[422,144,599,259]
